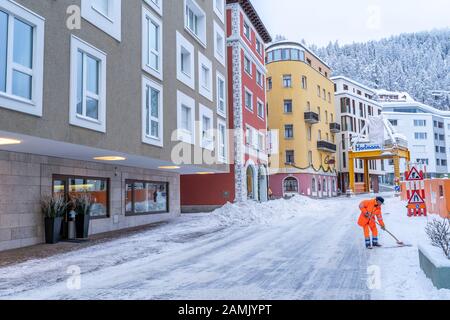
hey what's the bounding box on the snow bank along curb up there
[210,195,329,227]
[418,244,450,289]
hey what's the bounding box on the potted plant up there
[74,193,92,239]
[41,195,68,244]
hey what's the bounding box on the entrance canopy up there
[348,144,410,193]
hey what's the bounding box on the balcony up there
[330,122,341,133]
[304,112,319,124]
[317,140,337,153]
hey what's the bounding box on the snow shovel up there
[374,221,411,247]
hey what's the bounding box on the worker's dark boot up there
[372,237,382,247]
[365,238,372,249]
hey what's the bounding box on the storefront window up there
[125,180,169,215]
[52,175,109,218]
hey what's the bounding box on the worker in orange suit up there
[357,197,386,249]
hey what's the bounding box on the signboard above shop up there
[352,143,383,152]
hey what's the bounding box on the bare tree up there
[425,218,450,258]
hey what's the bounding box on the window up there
[442,160,448,166]
[243,22,251,40]
[283,75,292,88]
[306,58,312,66]
[185,0,206,46]
[328,92,331,103]
[285,125,294,139]
[125,180,168,215]
[245,89,253,111]
[437,159,441,166]
[256,38,263,56]
[343,84,349,91]
[0,1,44,116]
[257,132,265,152]
[213,0,225,22]
[144,0,163,15]
[256,70,264,87]
[216,72,226,118]
[53,175,109,219]
[200,104,213,150]
[414,120,426,127]
[284,100,293,113]
[217,119,227,163]
[325,111,328,124]
[214,21,225,66]
[307,126,312,141]
[257,99,265,119]
[440,147,446,153]
[267,77,272,90]
[81,0,122,41]
[70,36,107,132]
[308,151,313,165]
[286,150,295,164]
[323,89,326,100]
[440,135,445,141]
[414,132,427,140]
[142,7,163,80]
[342,152,347,168]
[389,119,398,126]
[284,177,299,193]
[142,77,163,147]
[244,55,252,76]
[198,52,213,101]
[317,85,321,97]
[177,91,195,144]
[301,76,308,89]
[416,159,429,165]
[176,31,195,89]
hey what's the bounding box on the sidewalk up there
[0,222,167,268]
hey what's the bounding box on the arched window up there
[323,179,327,192]
[312,178,316,192]
[332,179,336,192]
[284,177,299,193]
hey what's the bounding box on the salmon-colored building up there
[181,0,272,212]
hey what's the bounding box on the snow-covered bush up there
[425,218,450,259]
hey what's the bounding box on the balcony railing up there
[330,122,341,133]
[317,140,337,153]
[304,112,319,124]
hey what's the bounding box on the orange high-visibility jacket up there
[357,199,385,227]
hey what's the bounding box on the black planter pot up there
[44,217,63,244]
[76,215,90,239]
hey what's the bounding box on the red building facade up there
[181,0,272,212]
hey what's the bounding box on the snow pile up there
[211,195,328,227]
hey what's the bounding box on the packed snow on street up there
[0,193,449,300]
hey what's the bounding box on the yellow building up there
[266,41,339,198]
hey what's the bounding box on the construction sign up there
[405,165,427,217]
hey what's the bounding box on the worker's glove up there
[381,225,386,231]
[364,212,370,218]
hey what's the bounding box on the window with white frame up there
[258,132,265,152]
[176,31,195,89]
[144,0,163,15]
[243,21,251,41]
[199,104,213,150]
[216,72,226,117]
[70,36,107,133]
[81,0,122,41]
[214,21,225,66]
[177,90,195,144]
[0,1,44,116]
[256,70,264,87]
[244,55,252,76]
[142,76,163,147]
[257,99,264,119]
[217,119,227,162]
[213,0,225,23]
[142,7,162,80]
[185,0,206,46]
[256,38,263,57]
[198,52,213,101]
[245,89,253,111]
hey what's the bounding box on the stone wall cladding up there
[0,151,180,252]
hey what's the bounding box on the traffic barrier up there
[424,179,450,219]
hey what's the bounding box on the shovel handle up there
[374,221,402,243]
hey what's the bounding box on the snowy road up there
[0,194,448,300]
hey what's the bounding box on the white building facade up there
[380,98,450,181]
[332,76,385,193]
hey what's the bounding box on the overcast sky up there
[252,0,450,47]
